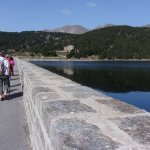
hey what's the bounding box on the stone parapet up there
[17,58,150,150]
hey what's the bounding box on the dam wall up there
[17,58,150,150]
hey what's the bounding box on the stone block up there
[112,115,150,145]
[50,118,120,150]
[43,100,96,118]
[42,100,96,133]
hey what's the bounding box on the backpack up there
[0,59,5,76]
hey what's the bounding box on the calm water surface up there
[32,61,150,112]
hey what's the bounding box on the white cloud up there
[87,1,97,8]
[61,9,73,16]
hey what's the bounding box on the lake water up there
[31,60,150,112]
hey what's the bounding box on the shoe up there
[3,91,7,100]
[0,95,2,101]
[4,91,7,96]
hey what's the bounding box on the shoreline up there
[22,57,150,62]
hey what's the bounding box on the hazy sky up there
[0,0,150,32]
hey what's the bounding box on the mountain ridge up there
[1,25,150,59]
[44,25,89,34]
[44,24,150,34]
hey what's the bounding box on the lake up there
[31,60,150,112]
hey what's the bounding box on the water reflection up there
[31,61,150,112]
[63,68,74,76]
[33,61,150,92]
[62,61,74,76]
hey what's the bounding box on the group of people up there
[0,53,15,100]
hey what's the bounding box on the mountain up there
[95,24,115,29]
[143,24,150,28]
[45,25,89,34]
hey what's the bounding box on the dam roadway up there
[0,62,30,150]
[0,58,150,150]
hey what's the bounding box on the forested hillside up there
[70,26,150,59]
[0,31,77,56]
[1,26,150,59]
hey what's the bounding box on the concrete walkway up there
[0,65,30,150]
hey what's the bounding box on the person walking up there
[0,53,5,100]
[9,56,15,76]
[0,53,7,100]
[3,54,10,99]
[5,54,11,92]
[0,53,9,100]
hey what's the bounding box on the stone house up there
[64,45,74,52]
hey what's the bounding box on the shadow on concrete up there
[8,92,23,100]
[11,78,20,81]
[9,89,18,93]
[10,84,21,87]
[12,74,19,77]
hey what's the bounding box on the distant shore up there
[21,57,150,62]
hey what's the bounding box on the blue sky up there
[0,0,150,32]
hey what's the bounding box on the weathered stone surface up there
[61,80,80,86]
[97,99,145,114]
[26,73,36,77]
[73,92,107,99]
[73,92,94,98]
[50,118,120,150]
[48,76,64,81]
[112,116,150,145]
[60,86,105,98]
[35,92,60,116]
[39,72,56,77]
[31,81,45,86]
[28,76,41,81]
[42,100,97,133]
[36,92,60,102]
[32,86,54,96]
[60,86,91,93]
[44,100,96,117]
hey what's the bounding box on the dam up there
[0,58,150,150]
